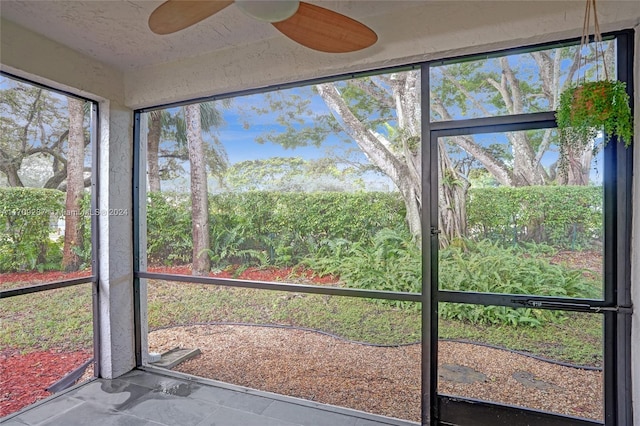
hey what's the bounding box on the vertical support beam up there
[614,30,634,426]
[133,112,149,367]
[428,129,440,426]
[98,100,136,379]
[420,63,438,426]
[630,24,639,426]
[90,101,101,377]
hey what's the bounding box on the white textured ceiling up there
[0,1,409,71]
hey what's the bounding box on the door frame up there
[422,29,634,426]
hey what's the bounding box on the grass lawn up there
[0,276,602,366]
[0,284,94,352]
[439,313,602,367]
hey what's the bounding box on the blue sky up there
[154,86,392,192]
[156,67,609,193]
[212,88,356,164]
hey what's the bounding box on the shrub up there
[146,192,192,265]
[438,239,600,326]
[467,186,602,250]
[306,227,421,295]
[207,191,406,267]
[0,187,65,272]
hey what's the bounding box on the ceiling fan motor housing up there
[235,0,300,23]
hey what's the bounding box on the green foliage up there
[72,193,93,270]
[467,185,602,250]
[146,192,192,265]
[207,191,406,267]
[4,186,604,277]
[556,80,633,154]
[252,89,339,149]
[308,232,598,327]
[307,228,421,296]
[0,187,64,272]
[145,191,405,268]
[439,239,600,327]
[206,225,269,270]
[224,157,365,192]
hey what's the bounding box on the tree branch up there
[20,89,43,153]
[486,77,512,112]
[26,146,67,166]
[499,57,524,114]
[316,83,409,184]
[349,79,394,110]
[431,96,514,186]
[439,68,492,117]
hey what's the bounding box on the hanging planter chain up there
[578,0,607,83]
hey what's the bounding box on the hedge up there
[0,187,65,272]
[147,191,406,266]
[467,186,602,250]
[2,186,604,271]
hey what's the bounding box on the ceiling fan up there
[148,0,378,53]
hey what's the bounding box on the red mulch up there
[0,270,91,288]
[147,265,340,285]
[0,349,92,417]
[0,266,338,288]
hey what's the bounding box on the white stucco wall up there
[0,18,123,104]
[96,101,135,379]
[1,18,136,379]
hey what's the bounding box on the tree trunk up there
[557,143,593,186]
[317,82,423,242]
[398,174,422,244]
[0,157,24,187]
[509,131,548,186]
[438,141,467,245]
[185,104,211,275]
[147,111,162,193]
[61,98,85,272]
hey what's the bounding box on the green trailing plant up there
[556,79,633,153]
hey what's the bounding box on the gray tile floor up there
[1,368,418,426]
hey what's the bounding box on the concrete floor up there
[1,368,418,426]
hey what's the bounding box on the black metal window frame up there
[424,30,634,426]
[132,29,634,426]
[131,63,425,367]
[0,71,102,377]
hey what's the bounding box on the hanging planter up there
[555,0,633,159]
[556,79,633,150]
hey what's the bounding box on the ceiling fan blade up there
[149,0,234,35]
[272,2,377,53]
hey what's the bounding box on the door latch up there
[511,298,633,314]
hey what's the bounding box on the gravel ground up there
[148,324,603,423]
